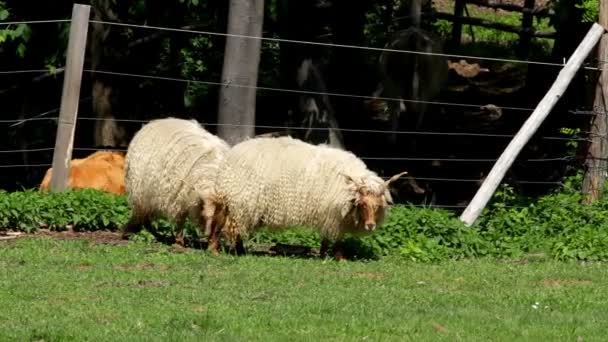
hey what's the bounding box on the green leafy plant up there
[0,2,31,58]
[5,176,608,263]
[576,0,599,23]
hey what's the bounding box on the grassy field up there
[1,236,607,341]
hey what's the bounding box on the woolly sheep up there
[210,136,407,260]
[122,117,230,249]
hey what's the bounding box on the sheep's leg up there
[174,229,185,247]
[320,238,331,258]
[333,240,347,262]
[201,199,221,255]
[121,213,148,240]
[173,216,187,247]
[222,219,246,255]
[204,208,221,255]
[234,235,246,255]
[207,223,220,255]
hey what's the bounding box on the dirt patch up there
[0,231,23,241]
[34,228,127,245]
[542,278,593,288]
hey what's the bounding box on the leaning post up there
[460,23,606,226]
[49,4,91,192]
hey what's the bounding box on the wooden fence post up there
[49,4,91,192]
[460,23,606,226]
[518,0,535,57]
[451,0,466,47]
[410,0,422,28]
[582,1,608,203]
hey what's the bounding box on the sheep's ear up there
[341,197,356,218]
[385,171,408,187]
[339,172,355,183]
[384,189,394,205]
[339,172,358,188]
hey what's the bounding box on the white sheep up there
[210,136,407,259]
[122,117,230,251]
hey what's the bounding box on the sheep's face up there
[355,189,388,232]
[341,170,408,232]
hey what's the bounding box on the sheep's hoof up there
[234,237,246,256]
[208,244,220,256]
[120,231,132,241]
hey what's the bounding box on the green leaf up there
[0,9,8,21]
[16,42,25,57]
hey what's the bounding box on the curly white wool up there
[214,136,391,241]
[125,117,230,228]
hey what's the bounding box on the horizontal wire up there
[69,147,572,163]
[89,19,577,69]
[8,96,90,127]
[8,109,60,127]
[0,158,564,185]
[0,69,60,75]
[414,177,561,185]
[84,69,535,112]
[0,19,71,26]
[0,147,54,153]
[0,117,58,123]
[0,163,51,168]
[75,116,589,142]
[360,156,574,162]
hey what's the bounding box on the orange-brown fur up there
[39,150,126,195]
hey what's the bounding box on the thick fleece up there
[214,136,392,241]
[124,117,230,229]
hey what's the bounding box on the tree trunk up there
[90,0,126,148]
[582,1,608,203]
[217,0,265,146]
[410,0,422,28]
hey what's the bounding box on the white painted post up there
[460,22,606,226]
[49,4,91,192]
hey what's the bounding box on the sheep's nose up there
[365,223,376,231]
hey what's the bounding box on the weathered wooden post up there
[49,4,91,192]
[582,1,608,203]
[460,23,606,226]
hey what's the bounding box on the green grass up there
[1,237,608,341]
[432,4,555,60]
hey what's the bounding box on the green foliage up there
[432,4,554,58]
[576,0,599,23]
[0,189,130,232]
[5,175,608,263]
[179,36,216,108]
[0,1,31,58]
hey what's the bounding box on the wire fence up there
[0,15,599,209]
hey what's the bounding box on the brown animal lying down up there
[39,150,126,195]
